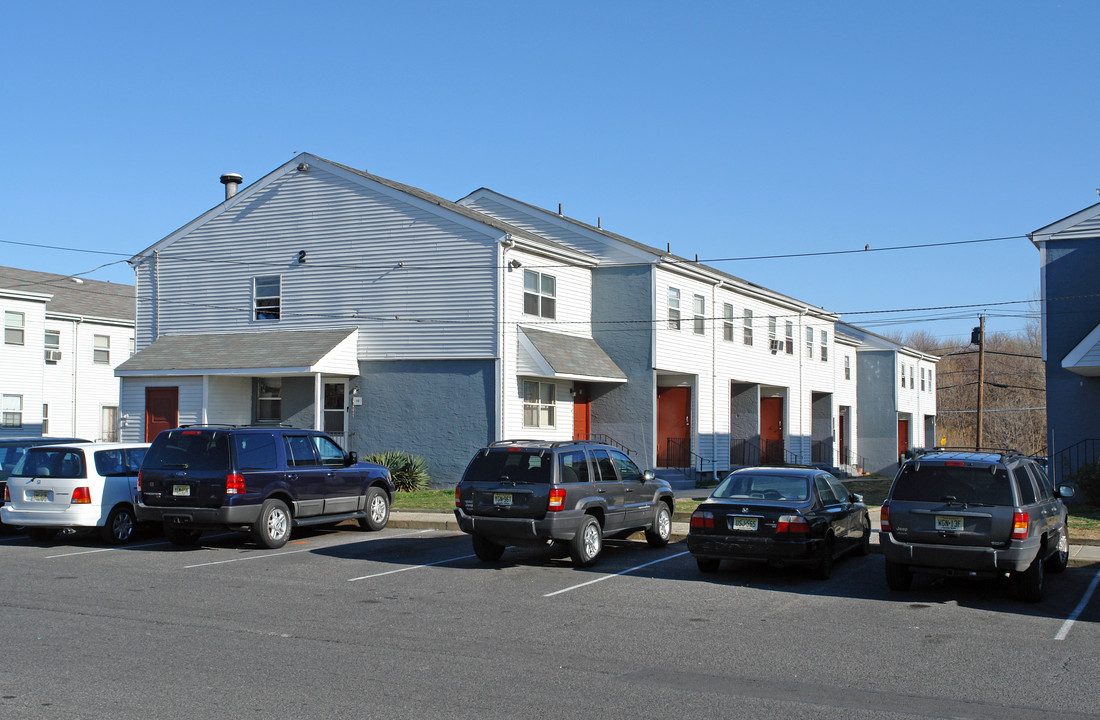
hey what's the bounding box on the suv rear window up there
[462,449,551,484]
[145,431,230,472]
[892,464,1013,505]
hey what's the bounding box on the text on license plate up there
[493,493,512,506]
[730,516,759,532]
[31,490,49,502]
[935,515,964,531]
[173,484,191,497]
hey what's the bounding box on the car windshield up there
[712,473,809,502]
[12,448,87,479]
[143,430,230,472]
[891,464,1013,505]
[462,449,551,485]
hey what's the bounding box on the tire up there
[696,557,721,573]
[812,536,834,580]
[854,516,871,557]
[471,533,505,562]
[164,526,202,547]
[1045,531,1069,574]
[1015,552,1045,603]
[357,486,390,531]
[644,502,672,548]
[252,498,292,549]
[569,515,603,568]
[885,559,912,591]
[26,527,57,542]
[100,505,136,545]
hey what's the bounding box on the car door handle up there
[597,488,606,493]
[624,488,634,493]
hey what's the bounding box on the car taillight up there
[71,487,92,504]
[548,488,566,512]
[3,485,9,503]
[690,511,714,529]
[1012,512,1029,540]
[455,486,461,508]
[226,472,245,495]
[777,514,809,535]
[880,504,891,533]
[136,470,143,492]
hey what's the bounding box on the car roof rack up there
[909,447,1025,462]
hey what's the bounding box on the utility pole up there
[973,315,986,450]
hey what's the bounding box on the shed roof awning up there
[1063,322,1100,377]
[517,327,627,383]
[115,329,359,377]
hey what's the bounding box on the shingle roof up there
[115,329,356,373]
[520,327,627,380]
[0,266,134,321]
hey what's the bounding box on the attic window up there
[254,276,281,320]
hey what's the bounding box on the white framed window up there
[820,330,828,361]
[910,365,916,389]
[844,355,851,380]
[785,321,794,354]
[927,370,934,393]
[768,317,777,347]
[743,309,753,345]
[692,294,705,335]
[667,288,681,330]
[93,334,110,364]
[4,311,24,346]
[523,270,557,319]
[101,406,119,442]
[920,368,926,391]
[806,327,814,357]
[254,276,281,320]
[722,303,734,341]
[44,329,60,364]
[42,404,49,434]
[900,366,905,388]
[256,378,282,423]
[2,395,22,428]
[129,337,135,357]
[522,380,555,428]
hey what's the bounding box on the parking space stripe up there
[184,529,433,569]
[347,553,476,581]
[45,539,169,558]
[1055,567,1100,641]
[543,551,690,597]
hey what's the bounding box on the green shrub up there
[363,450,430,492]
[1066,461,1100,505]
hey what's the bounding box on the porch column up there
[314,373,323,431]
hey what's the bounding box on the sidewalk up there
[388,509,1100,568]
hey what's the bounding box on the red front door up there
[898,419,910,459]
[145,386,179,442]
[760,397,784,464]
[657,386,691,467]
[573,383,591,441]
[838,412,847,466]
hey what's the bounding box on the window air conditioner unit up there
[45,350,62,363]
[769,339,783,353]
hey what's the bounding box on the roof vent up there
[220,173,243,200]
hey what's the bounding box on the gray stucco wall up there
[591,265,655,465]
[1044,238,1100,475]
[349,359,496,487]
[856,351,900,476]
[278,377,316,428]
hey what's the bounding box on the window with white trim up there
[909,365,915,389]
[692,294,705,335]
[820,330,828,361]
[844,355,851,380]
[254,276,281,320]
[44,329,60,364]
[93,335,110,364]
[523,270,556,319]
[129,337,135,357]
[667,288,681,330]
[4,311,24,346]
[768,317,777,348]
[743,309,753,345]
[722,303,734,341]
[522,381,555,428]
[785,321,794,354]
[256,378,282,423]
[2,395,22,428]
[921,367,926,391]
[806,327,814,357]
[42,404,49,434]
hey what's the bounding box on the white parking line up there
[1055,567,1100,641]
[186,529,433,569]
[348,554,476,581]
[544,551,690,597]
[46,538,171,558]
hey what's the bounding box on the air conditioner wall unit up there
[45,350,62,363]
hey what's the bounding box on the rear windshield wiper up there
[497,475,533,486]
[941,496,968,508]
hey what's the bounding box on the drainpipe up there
[71,316,81,437]
[798,309,807,463]
[711,280,719,480]
[498,236,513,441]
[153,250,160,340]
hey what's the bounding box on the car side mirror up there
[643,469,656,482]
[346,451,358,466]
[851,492,864,504]
[1057,484,1075,499]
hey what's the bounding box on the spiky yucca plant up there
[363,450,430,492]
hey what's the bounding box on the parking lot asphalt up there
[388,508,1100,567]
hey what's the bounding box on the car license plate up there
[173,484,191,497]
[493,493,512,506]
[31,490,49,502]
[935,515,964,531]
[729,516,758,532]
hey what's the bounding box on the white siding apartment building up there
[0,267,134,440]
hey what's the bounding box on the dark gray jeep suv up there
[454,440,674,567]
[880,449,1074,601]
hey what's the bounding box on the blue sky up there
[3,0,1098,344]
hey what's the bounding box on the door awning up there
[1063,322,1100,377]
[115,328,359,377]
[518,327,627,383]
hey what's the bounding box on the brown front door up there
[145,386,179,442]
[657,386,691,467]
[897,419,909,459]
[573,383,591,441]
[760,396,784,464]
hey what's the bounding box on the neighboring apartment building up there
[1030,200,1100,481]
[0,266,135,440]
[116,153,861,483]
[836,322,939,476]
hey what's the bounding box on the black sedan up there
[686,466,871,578]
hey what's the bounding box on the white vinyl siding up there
[119,377,204,443]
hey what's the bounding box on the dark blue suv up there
[136,426,394,548]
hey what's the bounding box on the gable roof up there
[1061,322,1100,376]
[1029,201,1100,245]
[0,266,134,322]
[835,321,940,362]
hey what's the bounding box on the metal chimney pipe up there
[220,173,243,200]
